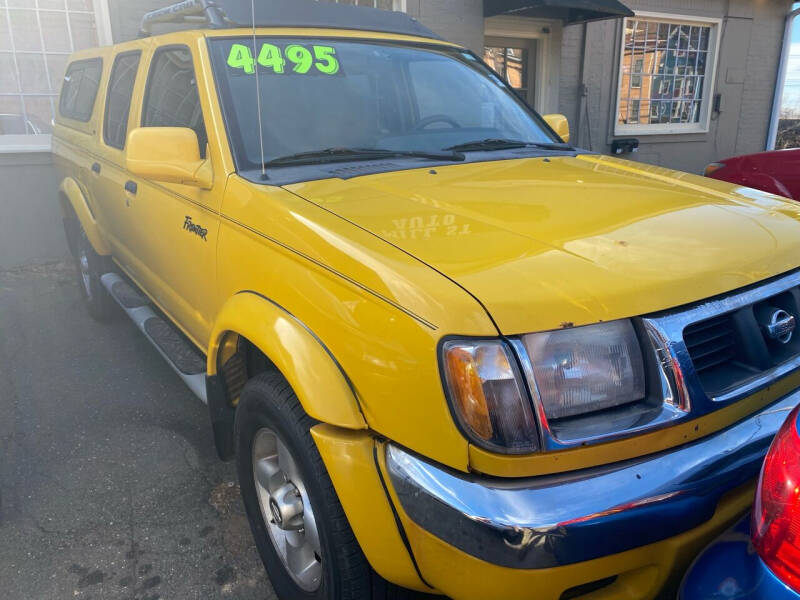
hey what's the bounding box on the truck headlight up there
[520,320,645,420]
[441,340,539,453]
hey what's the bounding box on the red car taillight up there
[752,404,800,593]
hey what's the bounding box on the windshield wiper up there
[527,141,575,151]
[444,138,574,152]
[264,147,464,167]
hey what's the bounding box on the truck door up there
[123,43,223,347]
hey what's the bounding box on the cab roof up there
[140,0,441,41]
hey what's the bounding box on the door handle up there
[91,162,101,174]
[124,180,137,195]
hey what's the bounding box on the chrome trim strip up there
[385,390,800,569]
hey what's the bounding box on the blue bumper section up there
[680,516,799,600]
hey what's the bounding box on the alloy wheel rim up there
[252,427,322,592]
[78,248,92,300]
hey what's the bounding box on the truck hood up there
[285,155,800,334]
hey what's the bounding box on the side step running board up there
[101,272,208,404]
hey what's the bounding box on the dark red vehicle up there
[705,148,800,200]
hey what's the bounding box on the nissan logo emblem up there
[763,309,796,344]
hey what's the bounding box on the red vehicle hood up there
[709,148,800,200]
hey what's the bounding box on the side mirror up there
[126,127,212,189]
[543,114,570,143]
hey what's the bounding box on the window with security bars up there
[0,0,110,146]
[484,46,529,100]
[616,16,719,134]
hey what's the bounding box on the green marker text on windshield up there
[227,43,340,75]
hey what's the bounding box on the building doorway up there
[483,16,561,115]
[484,37,538,107]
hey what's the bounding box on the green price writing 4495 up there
[227,43,340,75]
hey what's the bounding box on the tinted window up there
[104,52,141,149]
[142,47,207,157]
[59,58,102,122]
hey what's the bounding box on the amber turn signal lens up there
[443,345,494,440]
[442,340,539,453]
[703,162,724,177]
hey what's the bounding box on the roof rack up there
[139,0,441,40]
[139,0,226,37]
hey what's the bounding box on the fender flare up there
[59,177,111,255]
[207,291,367,459]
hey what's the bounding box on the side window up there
[59,58,103,122]
[104,52,141,150]
[142,47,207,158]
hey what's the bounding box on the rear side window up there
[104,51,141,150]
[59,58,103,122]
[142,46,207,158]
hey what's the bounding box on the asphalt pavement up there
[0,261,275,599]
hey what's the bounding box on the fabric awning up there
[484,0,634,24]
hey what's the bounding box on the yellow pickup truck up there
[51,1,800,599]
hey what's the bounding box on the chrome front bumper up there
[385,391,800,570]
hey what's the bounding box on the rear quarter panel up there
[51,47,112,228]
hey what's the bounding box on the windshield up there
[208,37,559,170]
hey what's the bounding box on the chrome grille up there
[643,270,800,408]
[683,313,736,374]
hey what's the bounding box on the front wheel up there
[235,372,425,600]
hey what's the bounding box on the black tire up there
[65,217,116,322]
[235,372,429,600]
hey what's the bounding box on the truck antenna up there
[252,0,267,180]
